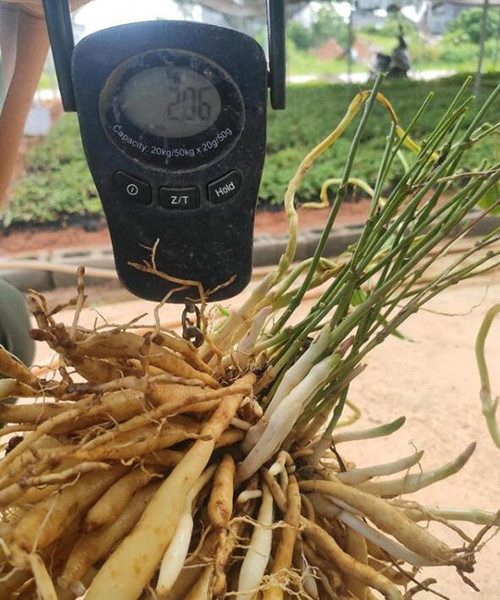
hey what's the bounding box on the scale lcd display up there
[119,66,222,138]
[100,48,244,170]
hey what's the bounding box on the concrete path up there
[289,69,457,85]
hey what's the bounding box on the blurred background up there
[0,0,498,250]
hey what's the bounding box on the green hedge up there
[3,116,98,228]
[3,74,498,228]
[261,74,498,204]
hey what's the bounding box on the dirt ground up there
[348,280,500,599]
[31,271,500,599]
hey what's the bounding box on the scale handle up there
[42,0,285,113]
[267,0,286,110]
[42,0,76,112]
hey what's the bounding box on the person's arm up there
[0,3,49,207]
[0,0,89,208]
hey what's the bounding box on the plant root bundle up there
[1,78,500,600]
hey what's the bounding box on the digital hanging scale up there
[42,0,286,302]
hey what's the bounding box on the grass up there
[3,74,499,229]
[287,34,437,78]
[287,42,365,77]
[287,31,500,78]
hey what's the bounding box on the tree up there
[361,13,418,38]
[287,4,348,50]
[287,21,315,50]
[311,4,348,48]
[448,6,500,44]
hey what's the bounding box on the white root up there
[242,324,331,453]
[331,416,406,444]
[307,493,430,567]
[238,355,339,481]
[228,307,271,370]
[157,511,194,599]
[231,417,252,431]
[358,443,476,497]
[237,490,263,504]
[58,569,97,600]
[28,553,57,600]
[237,484,274,600]
[300,479,459,566]
[337,450,424,485]
[310,489,364,517]
[338,511,432,568]
[296,546,320,599]
[306,491,348,518]
[205,273,275,358]
[303,572,320,599]
[268,451,290,477]
[82,372,250,600]
[264,323,331,420]
[156,465,216,598]
[279,466,289,494]
[0,379,17,400]
[396,503,500,526]
[317,570,339,599]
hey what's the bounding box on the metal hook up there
[5,435,24,456]
[182,302,204,347]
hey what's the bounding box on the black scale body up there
[72,20,268,302]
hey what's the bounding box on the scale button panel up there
[114,171,152,205]
[160,186,200,210]
[208,171,242,204]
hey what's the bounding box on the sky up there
[74,0,202,35]
[74,0,421,36]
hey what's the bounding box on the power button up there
[114,171,152,205]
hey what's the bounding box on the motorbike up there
[369,33,410,79]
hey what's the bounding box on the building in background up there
[424,2,467,34]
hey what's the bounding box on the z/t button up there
[160,187,200,210]
[114,171,151,205]
[208,171,242,204]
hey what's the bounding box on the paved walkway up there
[289,69,457,85]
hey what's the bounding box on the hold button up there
[208,171,242,205]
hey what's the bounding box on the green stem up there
[270,75,385,335]
[475,304,500,449]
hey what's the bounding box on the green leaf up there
[2,209,12,228]
[477,183,500,216]
[351,288,368,306]
[217,306,231,318]
[376,313,414,342]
